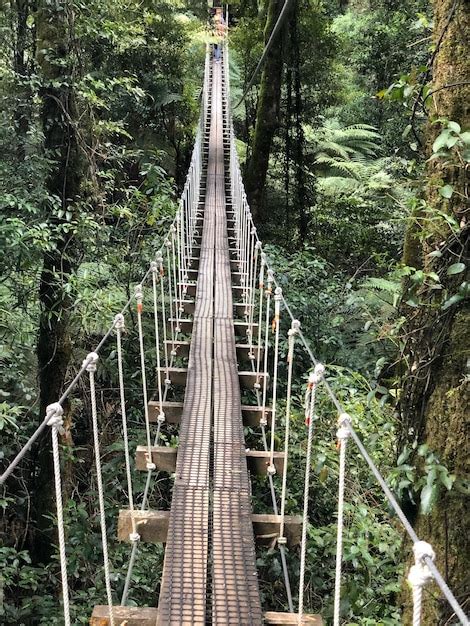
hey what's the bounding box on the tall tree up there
[31,0,88,563]
[244,0,287,222]
[400,0,469,621]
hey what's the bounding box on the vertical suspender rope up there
[86,352,115,626]
[170,225,181,335]
[255,254,266,386]
[278,319,300,543]
[115,312,141,607]
[259,270,273,425]
[268,287,282,475]
[151,263,165,424]
[298,363,324,624]
[158,255,170,384]
[333,413,351,626]
[135,285,155,473]
[165,240,176,355]
[47,403,71,626]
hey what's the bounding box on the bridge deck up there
[157,55,262,625]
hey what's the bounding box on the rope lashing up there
[135,284,155,472]
[47,402,71,626]
[165,239,176,357]
[114,314,140,545]
[85,352,115,626]
[278,319,300,546]
[407,541,436,626]
[298,363,325,623]
[151,262,165,425]
[333,412,351,626]
[268,286,282,476]
[248,240,262,362]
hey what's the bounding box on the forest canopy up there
[0,0,468,624]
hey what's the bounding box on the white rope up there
[298,363,324,624]
[333,413,351,626]
[407,541,436,626]
[46,403,71,626]
[278,319,300,544]
[259,269,273,426]
[114,315,139,541]
[86,352,115,626]
[151,263,165,424]
[268,286,282,475]
[158,255,170,383]
[135,285,155,472]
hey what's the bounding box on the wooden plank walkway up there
[156,54,262,624]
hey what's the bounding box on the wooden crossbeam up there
[118,509,302,548]
[135,446,284,475]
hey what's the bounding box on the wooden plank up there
[135,447,283,475]
[90,606,158,625]
[164,339,190,357]
[135,445,177,472]
[148,400,183,423]
[252,514,303,548]
[241,405,272,427]
[148,401,271,426]
[236,342,263,363]
[117,509,169,543]
[118,510,301,548]
[264,612,323,625]
[239,370,269,390]
[246,450,284,475]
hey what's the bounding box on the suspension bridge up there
[1,41,468,626]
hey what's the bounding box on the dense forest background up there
[0,0,468,624]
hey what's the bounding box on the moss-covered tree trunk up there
[31,0,86,564]
[244,0,286,222]
[400,1,469,622]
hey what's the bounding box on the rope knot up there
[46,403,64,431]
[114,313,125,331]
[408,541,435,591]
[150,261,158,274]
[84,352,99,373]
[255,240,262,250]
[157,412,166,424]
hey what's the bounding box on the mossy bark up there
[31,0,86,564]
[244,0,286,222]
[400,1,469,622]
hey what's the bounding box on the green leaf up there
[432,130,451,153]
[447,262,465,275]
[439,184,453,199]
[447,121,461,133]
[442,294,464,310]
[420,483,436,514]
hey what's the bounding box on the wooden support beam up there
[148,401,271,426]
[239,370,269,390]
[118,509,169,543]
[90,606,159,625]
[165,339,190,357]
[148,400,183,423]
[252,514,302,548]
[241,405,272,427]
[135,446,283,476]
[236,343,263,364]
[118,510,301,548]
[167,318,193,334]
[234,320,259,338]
[174,299,195,315]
[178,281,196,297]
[246,450,284,475]
[264,612,323,625]
[165,367,188,387]
[136,445,177,472]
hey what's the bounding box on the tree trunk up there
[400,1,469,622]
[244,0,286,222]
[13,0,30,160]
[31,0,86,564]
